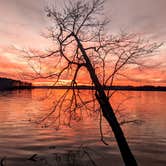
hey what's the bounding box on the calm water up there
[0,89,166,166]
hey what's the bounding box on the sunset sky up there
[0,0,165,86]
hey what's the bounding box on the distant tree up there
[22,0,161,165]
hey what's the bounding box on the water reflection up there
[0,89,165,166]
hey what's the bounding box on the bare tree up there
[22,0,162,165]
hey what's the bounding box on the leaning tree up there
[23,0,161,165]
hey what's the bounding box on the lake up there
[0,89,166,166]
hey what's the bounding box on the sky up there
[0,0,165,86]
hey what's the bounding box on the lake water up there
[0,89,166,166]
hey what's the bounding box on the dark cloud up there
[105,0,166,41]
[0,0,46,37]
[0,0,166,41]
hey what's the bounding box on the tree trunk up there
[95,92,137,166]
[74,33,137,166]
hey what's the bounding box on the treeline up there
[33,85,166,91]
[0,77,165,91]
[0,77,32,90]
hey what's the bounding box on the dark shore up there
[0,77,165,91]
[32,85,166,91]
[0,77,32,91]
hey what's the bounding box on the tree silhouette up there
[23,0,161,165]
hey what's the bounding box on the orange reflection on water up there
[0,89,166,166]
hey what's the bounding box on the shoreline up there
[1,85,166,92]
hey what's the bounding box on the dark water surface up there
[0,89,165,166]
